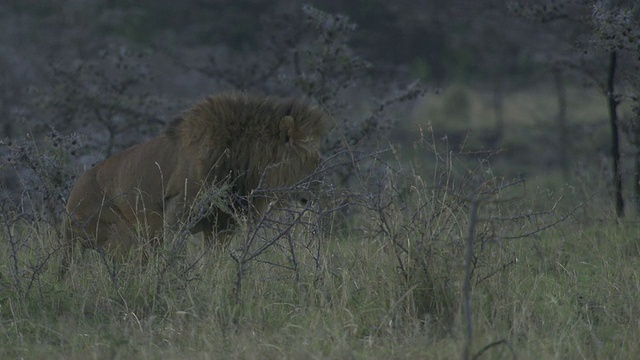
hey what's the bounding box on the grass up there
[2,83,640,359]
[2,175,640,359]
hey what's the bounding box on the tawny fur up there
[62,92,327,271]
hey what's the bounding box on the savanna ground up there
[2,84,640,360]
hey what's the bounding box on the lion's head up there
[166,93,327,194]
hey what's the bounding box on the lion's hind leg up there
[59,211,136,279]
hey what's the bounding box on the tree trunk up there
[607,51,624,217]
[492,79,505,145]
[635,145,640,214]
[553,68,569,181]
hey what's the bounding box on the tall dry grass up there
[4,129,637,359]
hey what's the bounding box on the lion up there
[62,92,328,273]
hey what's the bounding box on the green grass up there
[3,83,640,359]
[2,183,639,359]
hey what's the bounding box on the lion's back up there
[67,135,181,222]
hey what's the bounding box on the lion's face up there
[254,115,324,190]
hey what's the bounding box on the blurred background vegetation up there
[1,0,638,214]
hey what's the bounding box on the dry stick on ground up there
[462,182,511,360]
[499,198,587,240]
[2,198,57,299]
[230,193,316,304]
[472,339,516,360]
[461,181,583,359]
[456,178,524,359]
[462,194,479,360]
[231,178,292,299]
[228,158,349,303]
[153,199,213,298]
[230,147,376,291]
[1,202,26,295]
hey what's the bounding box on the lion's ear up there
[279,115,297,145]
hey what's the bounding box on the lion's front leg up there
[199,217,214,245]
